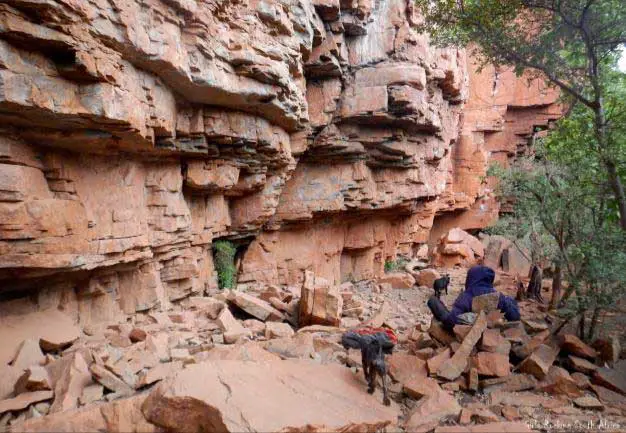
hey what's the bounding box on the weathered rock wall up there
[0,0,559,323]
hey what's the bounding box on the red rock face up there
[0,1,561,317]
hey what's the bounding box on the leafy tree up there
[415,0,626,229]
[488,117,626,340]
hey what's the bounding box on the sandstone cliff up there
[0,0,560,324]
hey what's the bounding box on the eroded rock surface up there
[142,360,398,432]
[0,0,560,314]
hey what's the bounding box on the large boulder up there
[142,360,398,432]
[230,292,285,322]
[378,272,416,289]
[432,228,484,267]
[501,244,531,277]
[299,271,343,327]
[482,235,511,269]
[414,269,441,288]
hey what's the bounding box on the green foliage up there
[384,257,409,273]
[416,0,626,228]
[213,240,237,290]
[414,0,626,102]
[490,124,626,339]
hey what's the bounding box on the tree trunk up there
[549,264,562,310]
[527,264,544,303]
[606,160,626,230]
[578,312,586,340]
[587,307,601,342]
[516,280,526,301]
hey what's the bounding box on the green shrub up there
[384,257,408,273]
[213,240,237,289]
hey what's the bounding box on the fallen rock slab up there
[590,384,626,405]
[490,391,554,408]
[567,355,598,375]
[481,328,511,355]
[378,272,415,289]
[573,396,604,410]
[403,377,442,399]
[513,329,550,359]
[537,366,583,398]
[188,296,225,320]
[438,312,487,381]
[264,333,315,360]
[472,293,500,314]
[0,310,80,365]
[299,271,343,327]
[48,352,92,413]
[16,394,157,432]
[230,292,284,322]
[79,384,103,406]
[592,336,620,366]
[592,360,626,396]
[472,352,510,377]
[89,364,133,397]
[216,308,251,344]
[388,353,428,384]
[136,362,182,388]
[0,366,22,400]
[518,344,559,380]
[429,320,456,346]
[415,269,441,288]
[481,374,538,394]
[405,390,461,432]
[265,322,294,339]
[14,366,51,395]
[0,391,53,415]
[427,348,451,375]
[571,372,592,390]
[142,360,398,432]
[11,339,45,370]
[560,334,597,359]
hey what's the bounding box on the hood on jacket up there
[464,265,496,297]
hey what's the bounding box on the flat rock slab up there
[0,309,79,365]
[592,360,626,396]
[230,292,284,322]
[15,394,157,433]
[438,312,487,381]
[0,390,53,415]
[405,390,461,432]
[142,360,398,432]
[573,396,604,410]
[560,334,597,359]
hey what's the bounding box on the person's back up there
[427,265,520,330]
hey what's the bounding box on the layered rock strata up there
[0,0,560,323]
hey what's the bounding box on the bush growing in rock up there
[213,240,237,290]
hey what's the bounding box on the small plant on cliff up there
[384,258,408,273]
[213,240,237,290]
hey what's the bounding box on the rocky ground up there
[1,265,625,433]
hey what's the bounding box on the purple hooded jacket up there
[442,265,520,329]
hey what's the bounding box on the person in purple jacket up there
[427,265,520,330]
